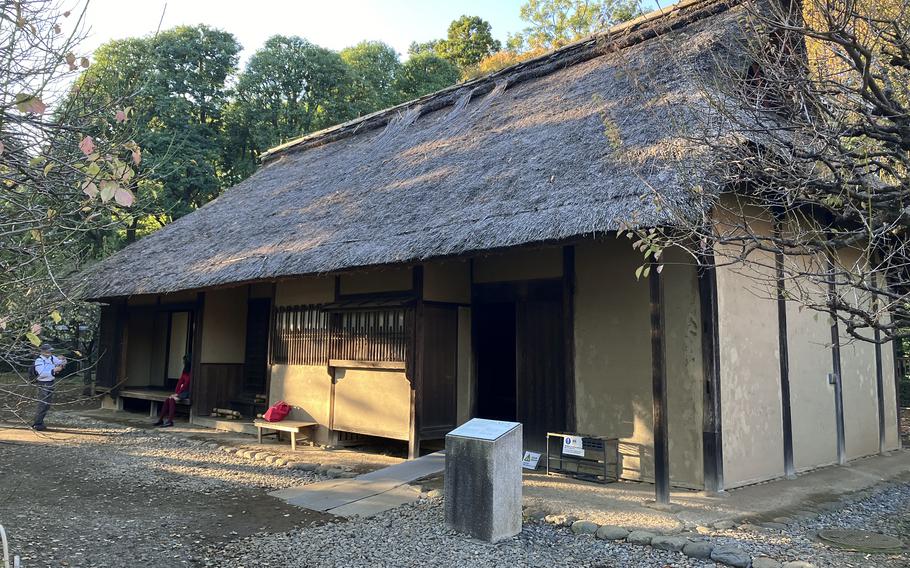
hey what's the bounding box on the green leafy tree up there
[435,15,501,69]
[340,41,402,115]
[395,52,460,100]
[1,0,143,397]
[408,39,442,57]
[507,0,640,52]
[225,35,353,180]
[73,25,240,239]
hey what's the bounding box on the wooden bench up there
[254,419,317,451]
[118,388,191,417]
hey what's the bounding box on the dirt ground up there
[0,412,335,568]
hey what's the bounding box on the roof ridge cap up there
[260,0,738,164]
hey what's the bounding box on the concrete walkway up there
[271,451,445,518]
[523,448,910,532]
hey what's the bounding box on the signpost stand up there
[444,418,522,543]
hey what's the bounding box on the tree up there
[0,0,142,408]
[635,1,910,342]
[507,0,641,52]
[436,15,501,69]
[395,52,460,100]
[340,41,402,115]
[73,25,240,236]
[225,35,352,178]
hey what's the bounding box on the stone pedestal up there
[444,418,522,542]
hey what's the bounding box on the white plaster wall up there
[473,247,562,282]
[275,276,334,306]
[269,364,333,444]
[715,249,786,488]
[574,238,703,487]
[783,256,838,472]
[836,248,881,460]
[339,267,412,295]
[424,260,471,303]
[880,337,900,450]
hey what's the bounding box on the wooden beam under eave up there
[649,264,670,504]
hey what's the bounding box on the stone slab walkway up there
[271,451,445,518]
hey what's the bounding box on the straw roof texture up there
[76,0,747,300]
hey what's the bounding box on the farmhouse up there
[75,0,902,494]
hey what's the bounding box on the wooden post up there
[408,266,425,460]
[189,292,205,422]
[697,252,724,492]
[826,255,846,465]
[649,264,670,504]
[773,219,795,478]
[562,245,577,432]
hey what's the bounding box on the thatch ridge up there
[74,0,748,300]
[260,0,738,164]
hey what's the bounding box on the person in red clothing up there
[154,357,191,427]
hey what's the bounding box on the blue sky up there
[81,0,660,66]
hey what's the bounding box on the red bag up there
[263,401,291,422]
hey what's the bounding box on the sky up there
[79,0,530,65]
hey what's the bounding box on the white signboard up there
[562,435,585,457]
[448,418,521,441]
[521,451,541,470]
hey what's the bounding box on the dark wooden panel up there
[420,304,458,436]
[516,298,567,449]
[95,303,122,390]
[195,363,244,416]
[243,298,271,393]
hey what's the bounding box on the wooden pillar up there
[562,245,577,432]
[116,305,129,391]
[408,266,425,460]
[773,220,795,478]
[874,326,886,454]
[826,255,847,465]
[189,292,205,421]
[649,264,670,504]
[698,253,724,492]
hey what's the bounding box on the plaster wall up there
[473,247,562,283]
[339,267,412,295]
[880,336,900,450]
[167,311,190,378]
[573,238,703,487]
[275,276,334,306]
[200,286,247,364]
[424,260,471,304]
[715,245,786,488]
[332,368,411,440]
[269,364,333,445]
[783,255,838,471]
[662,247,705,487]
[836,248,881,460]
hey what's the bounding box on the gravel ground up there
[205,481,909,568]
[0,412,332,567]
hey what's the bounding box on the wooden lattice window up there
[272,305,330,365]
[332,309,408,363]
[271,305,409,365]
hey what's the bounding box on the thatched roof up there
[76,0,748,300]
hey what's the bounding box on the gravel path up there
[205,481,909,568]
[0,413,331,567]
